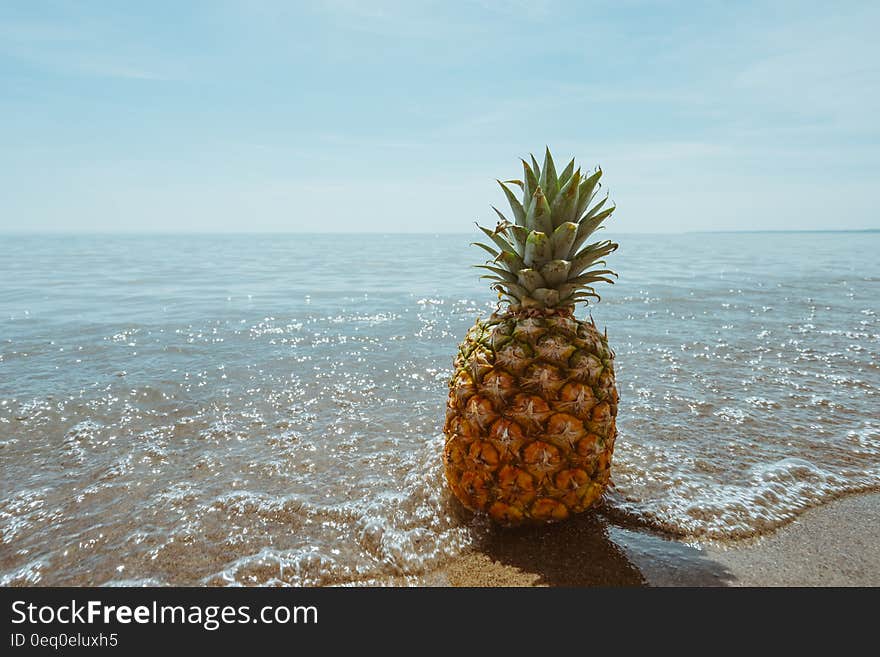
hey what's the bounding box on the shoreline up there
[427,492,880,586]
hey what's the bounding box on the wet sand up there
[430,493,880,587]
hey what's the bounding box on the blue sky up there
[1,1,878,233]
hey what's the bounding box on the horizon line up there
[1,229,878,236]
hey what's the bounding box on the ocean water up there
[1,232,878,586]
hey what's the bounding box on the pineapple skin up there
[443,309,618,525]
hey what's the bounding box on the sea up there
[1,232,878,585]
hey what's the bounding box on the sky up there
[1,1,878,233]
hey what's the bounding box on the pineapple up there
[443,148,619,525]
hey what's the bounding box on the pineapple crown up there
[474,147,618,311]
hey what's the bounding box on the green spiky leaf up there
[523,230,552,267]
[517,268,546,292]
[571,207,616,254]
[491,206,510,225]
[493,281,531,301]
[539,259,572,287]
[550,221,578,259]
[551,169,581,227]
[497,181,525,226]
[575,168,602,220]
[526,188,553,235]
[567,271,617,286]
[539,147,558,204]
[496,249,526,273]
[472,242,499,259]
[477,223,515,253]
[557,158,576,188]
[505,224,530,252]
[581,194,610,224]
[570,241,617,276]
[475,264,518,282]
[521,159,539,204]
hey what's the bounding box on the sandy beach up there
[430,493,880,587]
